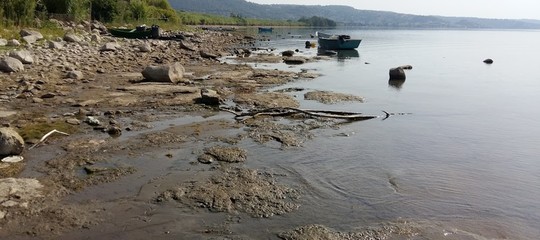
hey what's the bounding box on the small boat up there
[108,25,159,39]
[258,27,273,33]
[316,32,362,50]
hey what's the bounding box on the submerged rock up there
[389,67,406,80]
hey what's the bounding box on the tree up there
[1,0,37,26]
[91,0,117,22]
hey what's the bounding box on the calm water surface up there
[234,29,540,239]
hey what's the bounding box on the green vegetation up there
[177,11,299,26]
[298,16,336,27]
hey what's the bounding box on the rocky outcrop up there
[0,128,25,157]
[9,50,34,64]
[0,57,24,73]
[142,62,185,83]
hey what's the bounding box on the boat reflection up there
[317,49,359,60]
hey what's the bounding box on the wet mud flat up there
[0,26,480,240]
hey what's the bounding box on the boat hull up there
[108,28,154,39]
[318,38,362,50]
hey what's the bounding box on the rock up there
[22,35,39,44]
[66,118,81,125]
[0,57,24,73]
[84,116,101,126]
[6,39,20,47]
[63,33,81,43]
[66,70,83,80]
[200,50,219,59]
[483,58,494,64]
[399,65,413,70]
[281,50,295,57]
[200,88,220,106]
[100,42,120,52]
[197,154,215,164]
[20,29,43,40]
[0,128,25,157]
[48,41,64,49]
[8,50,34,64]
[389,67,406,80]
[283,57,307,65]
[0,39,7,46]
[40,92,56,99]
[90,34,101,42]
[107,126,122,136]
[179,41,196,51]
[142,62,185,83]
[1,156,24,163]
[138,42,152,52]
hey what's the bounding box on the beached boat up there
[316,32,362,50]
[108,25,159,39]
[258,27,273,33]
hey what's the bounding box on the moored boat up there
[258,27,273,33]
[108,25,160,39]
[316,32,362,50]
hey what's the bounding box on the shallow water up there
[236,28,540,239]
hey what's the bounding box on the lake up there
[232,28,540,239]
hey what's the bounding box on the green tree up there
[91,0,117,22]
[1,0,37,26]
[130,0,147,20]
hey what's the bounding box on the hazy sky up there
[246,0,540,20]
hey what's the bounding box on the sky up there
[246,0,540,20]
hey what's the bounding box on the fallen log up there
[221,107,380,122]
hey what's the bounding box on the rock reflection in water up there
[388,79,406,90]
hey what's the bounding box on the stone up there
[282,50,295,57]
[139,42,152,52]
[84,116,101,126]
[22,35,39,44]
[40,92,56,99]
[483,58,494,64]
[197,154,214,164]
[0,128,25,157]
[0,57,24,73]
[142,62,185,83]
[8,50,34,64]
[6,39,20,47]
[90,34,101,42]
[107,126,122,136]
[63,33,81,43]
[66,70,83,80]
[48,41,64,49]
[0,39,7,46]
[200,88,220,106]
[100,42,120,52]
[179,41,196,51]
[283,57,307,65]
[20,29,43,40]
[389,67,406,80]
[200,50,219,59]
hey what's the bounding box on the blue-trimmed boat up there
[316,32,362,50]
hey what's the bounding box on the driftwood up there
[221,107,380,121]
[29,129,70,150]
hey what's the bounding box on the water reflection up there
[388,79,406,90]
[317,49,359,60]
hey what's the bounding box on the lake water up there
[233,29,540,239]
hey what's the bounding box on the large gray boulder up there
[63,33,81,43]
[66,70,84,80]
[389,67,406,80]
[20,29,44,40]
[100,42,120,52]
[6,39,20,47]
[0,128,25,157]
[142,62,185,83]
[0,39,7,46]
[9,50,34,64]
[22,35,39,44]
[0,57,24,73]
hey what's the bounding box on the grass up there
[18,121,78,141]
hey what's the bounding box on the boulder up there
[22,35,39,44]
[200,88,220,106]
[283,56,307,65]
[48,41,64,49]
[142,62,185,83]
[20,29,43,40]
[100,42,120,52]
[180,41,196,51]
[0,39,7,46]
[282,50,295,57]
[66,70,84,80]
[6,39,20,47]
[200,50,219,59]
[63,33,81,43]
[0,57,24,73]
[0,128,24,157]
[90,34,101,42]
[483,58,494,64]
[138,42,152,52]
[8,50,34,64]
[389,67,406,80]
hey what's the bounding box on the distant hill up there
[169,0,540,29]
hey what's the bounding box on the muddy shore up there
[0,23,418,239]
